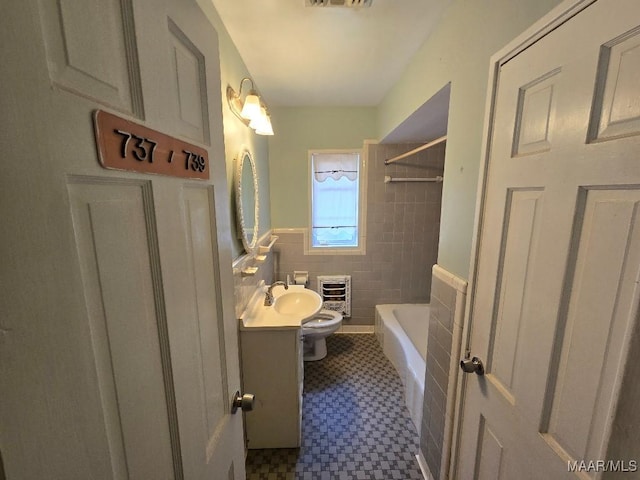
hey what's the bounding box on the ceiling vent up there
[305,0,373,7]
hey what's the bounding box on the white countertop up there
[240,284,320,329]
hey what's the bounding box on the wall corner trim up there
[432,264,467,294]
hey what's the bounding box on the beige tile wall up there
[272,141,445,325]
[233,234,275,319]
[420,265,466,480]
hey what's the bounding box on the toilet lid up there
[302,309,342,328]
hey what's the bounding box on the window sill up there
[303,229,366,255]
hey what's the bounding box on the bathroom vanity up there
[239,326,303,448]
[239,284,321,448]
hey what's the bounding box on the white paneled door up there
[458,0,640,478]
[0,0,245,478]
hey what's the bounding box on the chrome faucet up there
[264,281,288,306]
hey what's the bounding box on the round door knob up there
[460,356,485,376]
[232,391,255,414]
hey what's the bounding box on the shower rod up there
[384,135,447,165]
[384,175,443,183]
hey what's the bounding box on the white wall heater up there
[317,275,351,317]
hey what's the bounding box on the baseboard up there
[416,452,435,480]
[336,325,375,334]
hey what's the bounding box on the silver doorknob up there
[460,356,485,376]
[231,391,255,414]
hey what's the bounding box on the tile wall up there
[272,141,445,325]
[420,265,467,480]
[232,233,275,319]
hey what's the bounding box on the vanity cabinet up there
[239,326,303,448]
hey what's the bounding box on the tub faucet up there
[264,281,288,306]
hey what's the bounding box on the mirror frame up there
[235,148,259,254]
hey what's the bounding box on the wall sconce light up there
[227,77,274,136]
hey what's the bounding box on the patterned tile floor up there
[245,334,424,480]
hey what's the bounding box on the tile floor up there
[245,334,424,480]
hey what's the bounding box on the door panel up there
[68,178,178,478]
[489,188,544,400]
[182,186,230,457]
[544,188,640,462]
[459,1,640,478]
[512,69,560,157]
[38,0,143,115]
[475,416,506,480]
[0,0,244,478]
[168,20,210,144]
[588,27,640,141]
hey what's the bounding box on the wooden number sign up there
[93,110,209,180]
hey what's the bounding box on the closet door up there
[458,1,640,478]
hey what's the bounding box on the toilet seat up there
[302,309,342,329]
[301,309,343,361]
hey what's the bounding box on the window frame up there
[306,148,367,255]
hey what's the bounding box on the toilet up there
[301,309,343,361]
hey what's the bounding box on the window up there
[308,150,365,254]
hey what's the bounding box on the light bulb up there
[240,93,261,120]
[249,107,267,130]
[256,114,274,136]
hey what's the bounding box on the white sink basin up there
[240,285,323,328]
[273,288,322,320]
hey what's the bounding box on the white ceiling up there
[212,0,451,109]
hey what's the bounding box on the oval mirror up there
[235,149,259,254]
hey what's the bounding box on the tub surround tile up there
[431,268,456,307]
[432,296,453,332]
[435,324,453,357]
[272,142,444,326]
[427,444,441,479]
[428,350,449,394]
[421,265,467,480]
[430,338,451,383]
[430,400,445,440]
[431,382,447,417]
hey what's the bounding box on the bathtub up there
[375,304,429,432]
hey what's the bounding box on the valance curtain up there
[312,153,358,182]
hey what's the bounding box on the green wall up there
[378,0,563,279]
[197,0,271,260]
[268,107,377,228]
[199,0,565,272]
